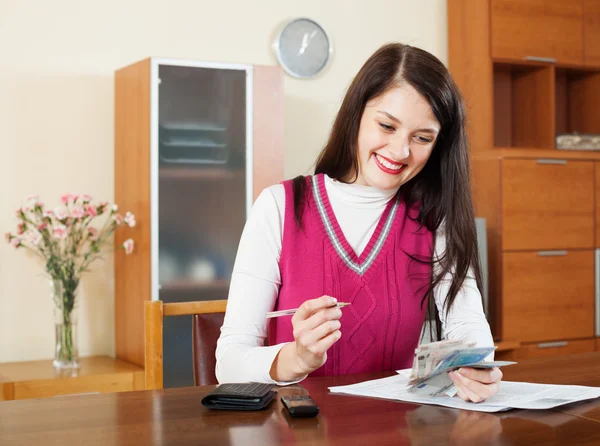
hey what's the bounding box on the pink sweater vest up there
[267,174,434,377]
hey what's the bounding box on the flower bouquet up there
[5,194,135,369]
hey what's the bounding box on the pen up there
[265,302,351,319]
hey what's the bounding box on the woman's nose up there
[388,137,410,161]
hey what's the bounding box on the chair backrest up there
[144,300,227,390]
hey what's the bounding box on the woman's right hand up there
[290,295,343,375]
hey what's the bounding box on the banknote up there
[410,339,475,382]
[408,340,516,396]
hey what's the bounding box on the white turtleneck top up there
[215,175,494,384]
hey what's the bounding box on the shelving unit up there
[449,0,600,360]
[114,58,284,387]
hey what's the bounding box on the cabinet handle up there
[536,159,567,165]
[524,56,557,64]
[537,250,567,257]
[537,341,568,349]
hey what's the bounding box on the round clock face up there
[274,18,332,78]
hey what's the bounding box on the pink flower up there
[84,204,98,217]
[15,208,23,217]
[54,206,68,220]
[17,223,26,235]
[87,227,98,239]
[71,206,85,218]
[123,238,134,255]
[43,210,54,218]
[82,194,92,203]
[26,196,44,208]
[53,224,67,239]
[112,214,123,225]
[5,232,13,242]
[61,194,74,205]
[28,231,42,246]
[124,212,136,228]
[11,237,21,248]
[37,223,48,231]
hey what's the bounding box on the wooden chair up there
[144,300,227,390]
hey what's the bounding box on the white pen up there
[265,302,351,319]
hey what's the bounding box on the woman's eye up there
[414,135,433,144]
[379,123,395,132]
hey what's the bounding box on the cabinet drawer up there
[502,250,595,342]
[491,0,583,65]
[517,339,596,360]
[502,159,594,251]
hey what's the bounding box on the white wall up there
[0,0,448,362]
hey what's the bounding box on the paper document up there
[328,370,600,413]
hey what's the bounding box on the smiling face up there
[349,83,440,190]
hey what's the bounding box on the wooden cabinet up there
[114,59,284,387]
[502,251,595,343]
[491,0,584,65]
[501,159,595,251]
[584,0,600,66]
[450,0,600,360]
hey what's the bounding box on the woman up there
[216,43,501,403]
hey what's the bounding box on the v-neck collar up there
[311,174,401,277]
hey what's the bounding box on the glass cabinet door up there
[157,63,248,387]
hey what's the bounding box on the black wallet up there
[201,383,277,411]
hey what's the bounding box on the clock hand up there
[298,32,309,55]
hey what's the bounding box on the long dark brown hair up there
[291,43,483,339]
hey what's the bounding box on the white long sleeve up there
[215,176,494,383]
[432,224,494,354]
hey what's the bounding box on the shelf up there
[492,57,600,72]
[491,148,600,161]
[160,279,230,292]
[555,67,600,141]
[493,62,554,148]
[159,167,244,180]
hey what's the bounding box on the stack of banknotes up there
[408,340,516,397]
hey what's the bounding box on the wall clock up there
[273,18,333,78]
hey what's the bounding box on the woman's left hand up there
[448,367,502,403]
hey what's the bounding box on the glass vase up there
[50,278,80,369]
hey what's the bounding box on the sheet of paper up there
[328,370,600,413]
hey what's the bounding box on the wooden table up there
[502,351,600,425]
[1,353,600,445]
[0,356,144,400]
